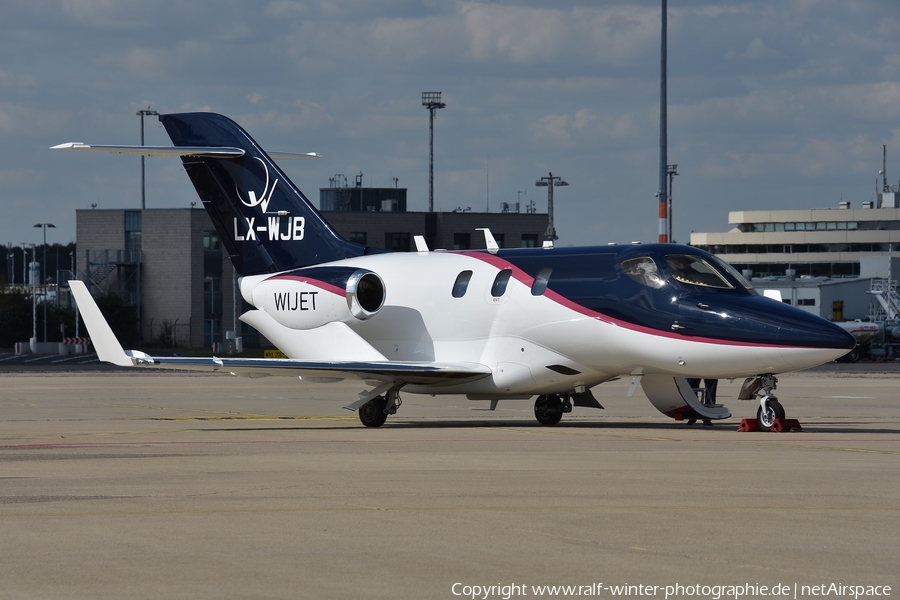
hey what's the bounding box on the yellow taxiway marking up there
[147,415,356,422]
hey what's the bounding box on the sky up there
[1,0,899,250]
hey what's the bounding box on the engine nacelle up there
[249,267,385,330]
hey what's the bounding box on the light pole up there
[667,164,678,243]
[421,92,446,213]
[535,172,568,243]
[23,243,35,348]
[137,107,160,209]
[658,0,669,242]
[34,223,55,343]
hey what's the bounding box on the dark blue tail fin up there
[160,112,370,275]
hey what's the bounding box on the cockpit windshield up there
[622,257,665,289]
[708,255,757,294]
[665,254,734,289]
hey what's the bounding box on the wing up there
[69,280,489,386]
[51,143,321,160]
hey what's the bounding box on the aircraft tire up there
[359,396,388,428]
[756,398,785,432]
[534,395,563,426]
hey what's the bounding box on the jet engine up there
[247,267,385,330]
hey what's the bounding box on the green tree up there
[0,291,32,347]
[93,292,140,346]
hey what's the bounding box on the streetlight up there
[137,106,160,209]
[22,243,35,349]
[422,92,446,213]
[667,164,678,243]
[535,172,568,243]
[34,223,55,343]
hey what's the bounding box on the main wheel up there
[534,395,563,426]
[756,397,785,432]
[359,396,388,428]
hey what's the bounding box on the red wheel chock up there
[771,418,802,432]
[737,418,802,432]
[738,419,761,432]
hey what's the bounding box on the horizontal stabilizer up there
[51,143,321,160]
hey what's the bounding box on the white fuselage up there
[238,251,846,397]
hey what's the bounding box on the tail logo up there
[231,157,306,243]
[236,157,278,214]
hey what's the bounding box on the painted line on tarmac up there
[94,402,361,422]
[482,425,900,455]
[51,355,92,363]
[3,503,898,519]
[148,415,356,422]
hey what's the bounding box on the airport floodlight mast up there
[658,0,669,243]
[422,92,446,213]
[667,164,678,243]
[535,172,568,242]
[137,106,159,209]
[33,223,55,343]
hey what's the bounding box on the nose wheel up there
[756,396,785,431]
[740,375,791,432]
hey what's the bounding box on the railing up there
[869,278,900,321]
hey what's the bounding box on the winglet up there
[414,235,429,253]
[476,228,500,254]
[69,280,133,367]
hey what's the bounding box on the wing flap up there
[130,355,491,385]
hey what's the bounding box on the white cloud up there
[740,38,780,60]
[1,0,900,246]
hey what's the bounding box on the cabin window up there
[491,269,512,297]
[665,255,734,289]
[452,270,473,298]
[621,257,665,289]
[531,268,552,296]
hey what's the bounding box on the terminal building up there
[690,191,900,321]
[75,182,550,347]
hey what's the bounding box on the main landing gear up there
[533,394,573,426]
[739,374,785,432]
[358,387,402,428]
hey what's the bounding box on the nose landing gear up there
[756,396,785,431]
[739,374,787,432]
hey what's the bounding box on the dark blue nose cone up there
[776,309,856,350]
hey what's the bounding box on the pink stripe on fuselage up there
[266,274,345,298]
[458,251,795,349]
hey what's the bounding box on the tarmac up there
[1,368,898,599]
